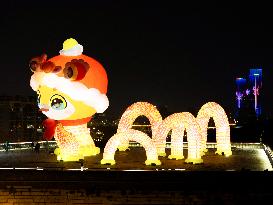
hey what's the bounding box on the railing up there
[263,144,273,167]
[0,141,57,152]
[130,141,263,149]
[0,141,265,152]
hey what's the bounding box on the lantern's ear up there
[63,59,89,81]
[29,54,47,72]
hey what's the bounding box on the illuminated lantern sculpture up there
[117,102,162,151]
[101,102,162,165]
[196,102,232,156]
[101,101,231,166]
[154,112,203,163]
[29,38,109,161]
[101,129,161,165]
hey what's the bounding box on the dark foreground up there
[0,170,273,204]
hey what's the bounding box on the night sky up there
[1,1,273,118]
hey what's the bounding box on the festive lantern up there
[196,102,232,156]
[101,129,161,166]
[154,112,203,163]
[117,102,162,151]
[29,38,109,161]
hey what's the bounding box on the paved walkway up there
[0,147,272,171]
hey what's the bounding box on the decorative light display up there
[29,39,232,164]
[29,38,108,161]
[196,102,232,156]
[117,102,162,151]
[236,91,243,109]
[154,112,203,164]
[101,129,161,165]
[101,101,231,166]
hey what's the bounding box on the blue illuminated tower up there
[249,68,262,117]
[235,68,263,120]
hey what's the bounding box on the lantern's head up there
[29,38,109,121]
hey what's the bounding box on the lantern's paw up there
[145,159,161,166]
[185,158,203,164]
[101,158,115,165]
[55,148,83,161]
[79,145,100,157]
[54,148,60,156]
[168,154,184,160]
[56,153,83,161]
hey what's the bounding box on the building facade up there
[235,68,262,119]
[0,96,45,143]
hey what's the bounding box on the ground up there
[0,147,271,171]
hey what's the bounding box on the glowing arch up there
[196,102,232,156]
[117,102,162,151]
[101,129,161,165]
[154,112,203,164]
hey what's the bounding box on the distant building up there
[249,69,262,117]
[236,78,247,110]
[0,96,45,142]
[235,68,262,119]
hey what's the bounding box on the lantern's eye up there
[50,94,67,110]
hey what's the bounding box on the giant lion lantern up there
[29,38,109,161]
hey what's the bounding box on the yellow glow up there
[38,85,99,161]
[39,85,96,120]
[54,124,100,161]
[102,101,231,166]
[154,112,203,163]
[117,102,162,150]
[64,124,100,157]
[30,38,109,162]
[63,38,78,50]
[101,129,161,166]
[54,123,81,161]
[197,102,232,156]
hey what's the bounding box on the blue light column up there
[249,68,262,117]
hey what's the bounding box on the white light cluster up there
[153,113,184,158]
[101,129,161,165]
[154,112,203,163]
[101,101,231,166]
[197,102,232,156]
[117,102,162,151]
[54,123,80,161]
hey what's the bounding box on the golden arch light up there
[101,129,161,165]
[197,102,232,156]
[117,102,162,151]
[154,112,203,164]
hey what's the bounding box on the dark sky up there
[1,1,273,118]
